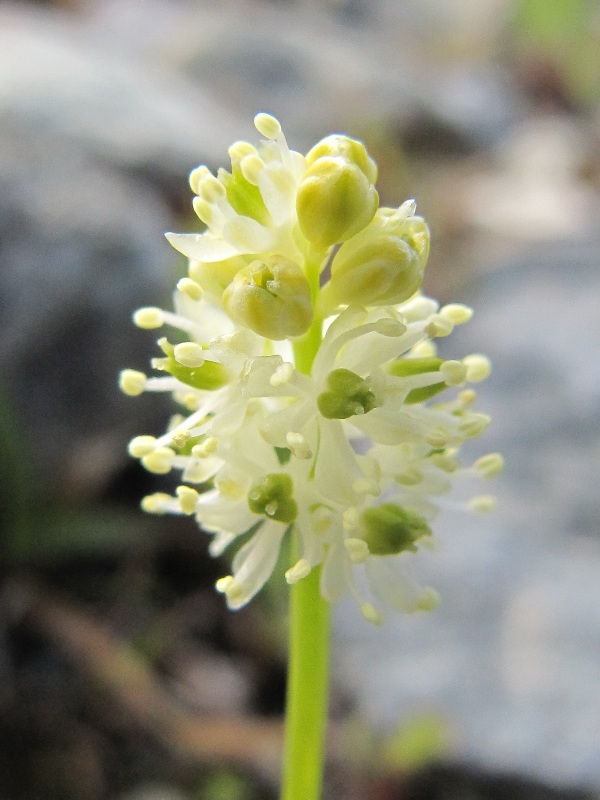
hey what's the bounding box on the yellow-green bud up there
[222,255,313,340]
[360,503,431,556]
[321,208,429,310]
[296,135,379,248]
[305,134,378,183]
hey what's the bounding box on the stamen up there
[128,435,157,458]
[133,307,165,329]
[285,558,311,584]
[469,495,497,513]
[240,153,265,186]
[119,369,147,396]
[361,603,384,625]
[286,432,312,459]
[463,354,492,383]
[426,315,454,338]
[474,453,504,478]
[342,507,360,531]
[174,342,206,368]
[440,360,468,386]
[270,361,295,387]
[344,538,369,564]
[416,588,440,611]
[176,485,200,515]
[170,430,191,449]
[177,277,203,301]
[189,165,211,194]
[141,493,173,514]
[440,304,473,324]
[215,575,235,593]
[192,437,218,458]
[141,447,176,475]
[351,477,380,496]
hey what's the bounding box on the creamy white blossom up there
[121,114,500,623]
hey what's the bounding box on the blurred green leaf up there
[512,0,600,104]
[379,714,449,774]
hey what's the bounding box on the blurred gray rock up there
[335,241,600,789]
[81,0,523,152]
[0,122,175,497]
[0,3,249,499]
[0,3,248,182]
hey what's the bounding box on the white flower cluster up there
[121,114,501,623]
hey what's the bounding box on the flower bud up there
[321,207,429,310]
[222,255,313,340]
[305,134,378,183]
[296,135,379,248]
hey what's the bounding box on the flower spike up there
[122,114,499,623]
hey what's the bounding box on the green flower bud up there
[296,135,379,248]
[321,206,430,310]
[248,473,298,523]
[317,368,378,419]
[222,255,313,340]
[360,503,431,556]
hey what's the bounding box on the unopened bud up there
[321,208,429,310]
[223,255,313,340]
[297,140,378,248]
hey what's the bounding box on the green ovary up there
[360,504,431,555]
[248,473,298,523]
[317,369,378,419]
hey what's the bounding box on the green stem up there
[281,560,331,800]
[283,244,330,800]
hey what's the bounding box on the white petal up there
[228,523,286,608]
[223,216,277,253]
[166,232,239,262]
[258,162,297,225]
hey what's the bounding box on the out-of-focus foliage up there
[512,0,600,104]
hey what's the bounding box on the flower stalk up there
[282,561,330,800]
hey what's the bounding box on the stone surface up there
[334,241,600,789]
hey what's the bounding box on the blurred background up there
[1,0,600,798]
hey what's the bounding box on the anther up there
[141,447,176,475]
[176,485,200,515]
[141,493,172,514]
[285,559,311,584]
[270,362,294,387]
[133,307,164,329]
[128,435,157,458]
[177,277,203,301]
[173,342,206,368]
[344,538,370,564]
[119,369,147,396]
